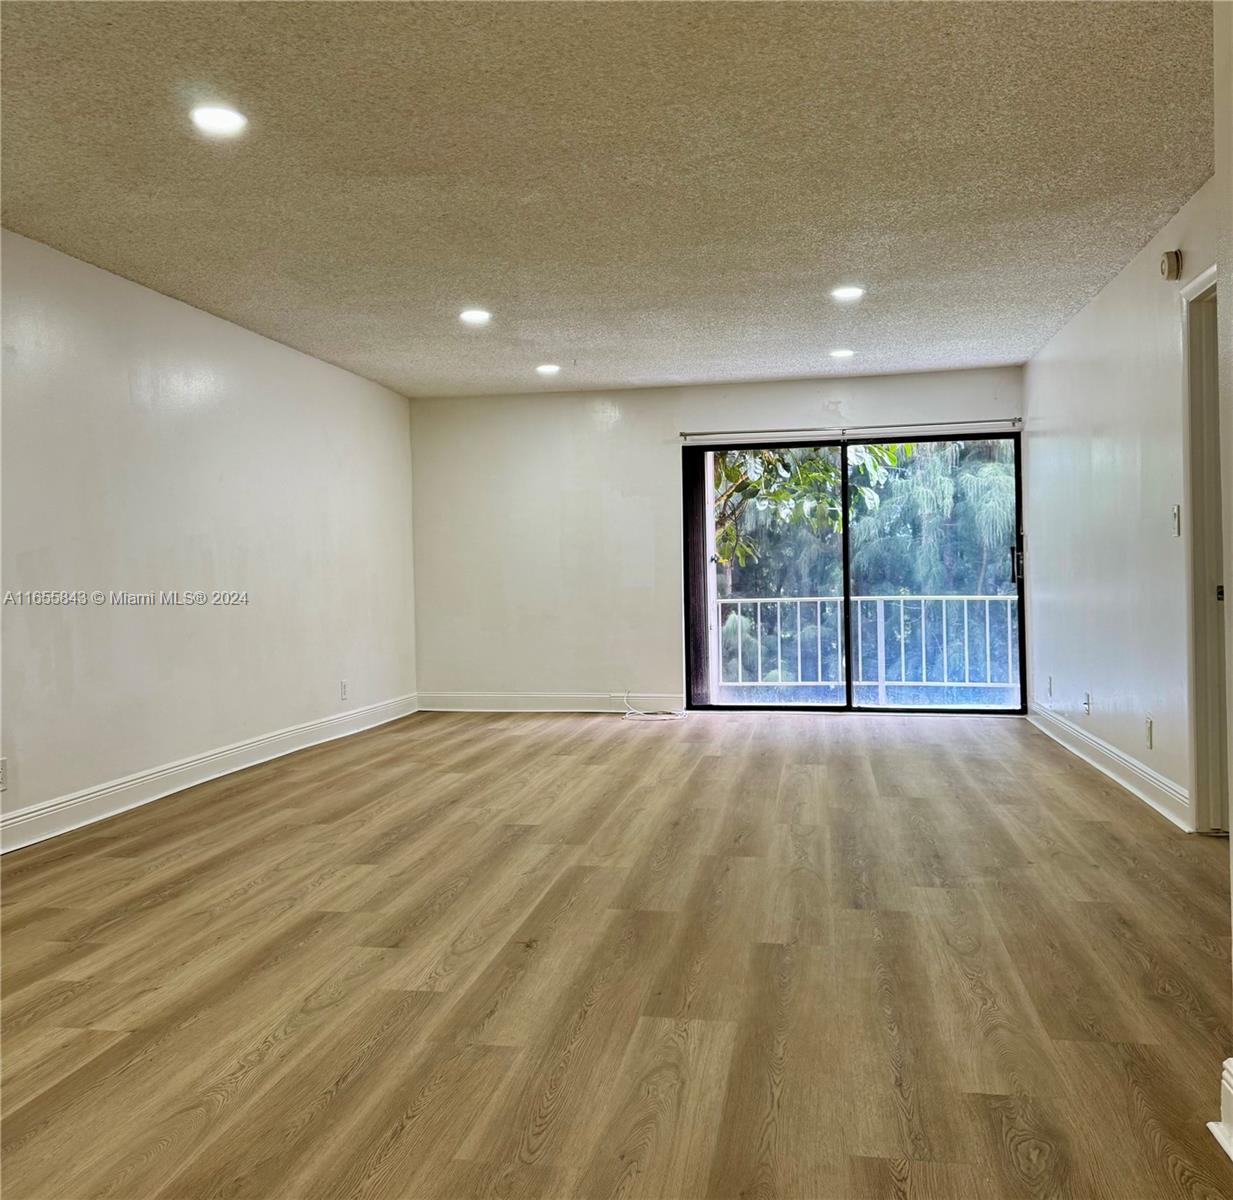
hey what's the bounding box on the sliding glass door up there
[710,445,847,706]
[683,434,1024,712]
[847,437,1022,709]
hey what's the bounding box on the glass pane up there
[710,445,846,705]
[847,438,1021,710]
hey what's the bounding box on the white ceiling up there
[1,1,1214,397]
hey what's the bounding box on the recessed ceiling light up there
[459,309,492,326]
[831,286,865,302]
[190,105,247,137]
[829,348,856,359]
[535,364,561,376]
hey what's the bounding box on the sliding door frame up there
[683,431,1027,715]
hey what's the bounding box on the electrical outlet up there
[1082,691,1092,716]
[0,757,6,792]
[1145,715,1153,750]
[340,679,349,703]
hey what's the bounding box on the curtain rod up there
[679,416,1022,441]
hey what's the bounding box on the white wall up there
[1,232,417,841]
[1212,0,1233,1163]
[1023,178,1222,830]
[410,366,1022,709]
[1218,0,1233,791]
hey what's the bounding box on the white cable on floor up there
[621,691,687,721]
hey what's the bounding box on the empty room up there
[3,2,1233,1198]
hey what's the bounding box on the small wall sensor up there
[1161,250,1183,281]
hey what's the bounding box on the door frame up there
[1181,265,1228,833]
[682,431,1027,714]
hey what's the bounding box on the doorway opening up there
[1183,269,1228,833]
[683,433,1026,713]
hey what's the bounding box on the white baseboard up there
[1209,1060,1233,1162]
[0,694,420,853]
[416,690,685,714]
[1027,703,1192,832]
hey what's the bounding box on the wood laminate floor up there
[2,711,1231,1200]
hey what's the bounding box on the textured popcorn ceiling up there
[1,1,1214,398]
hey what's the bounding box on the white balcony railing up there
[715,594,1019,702]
